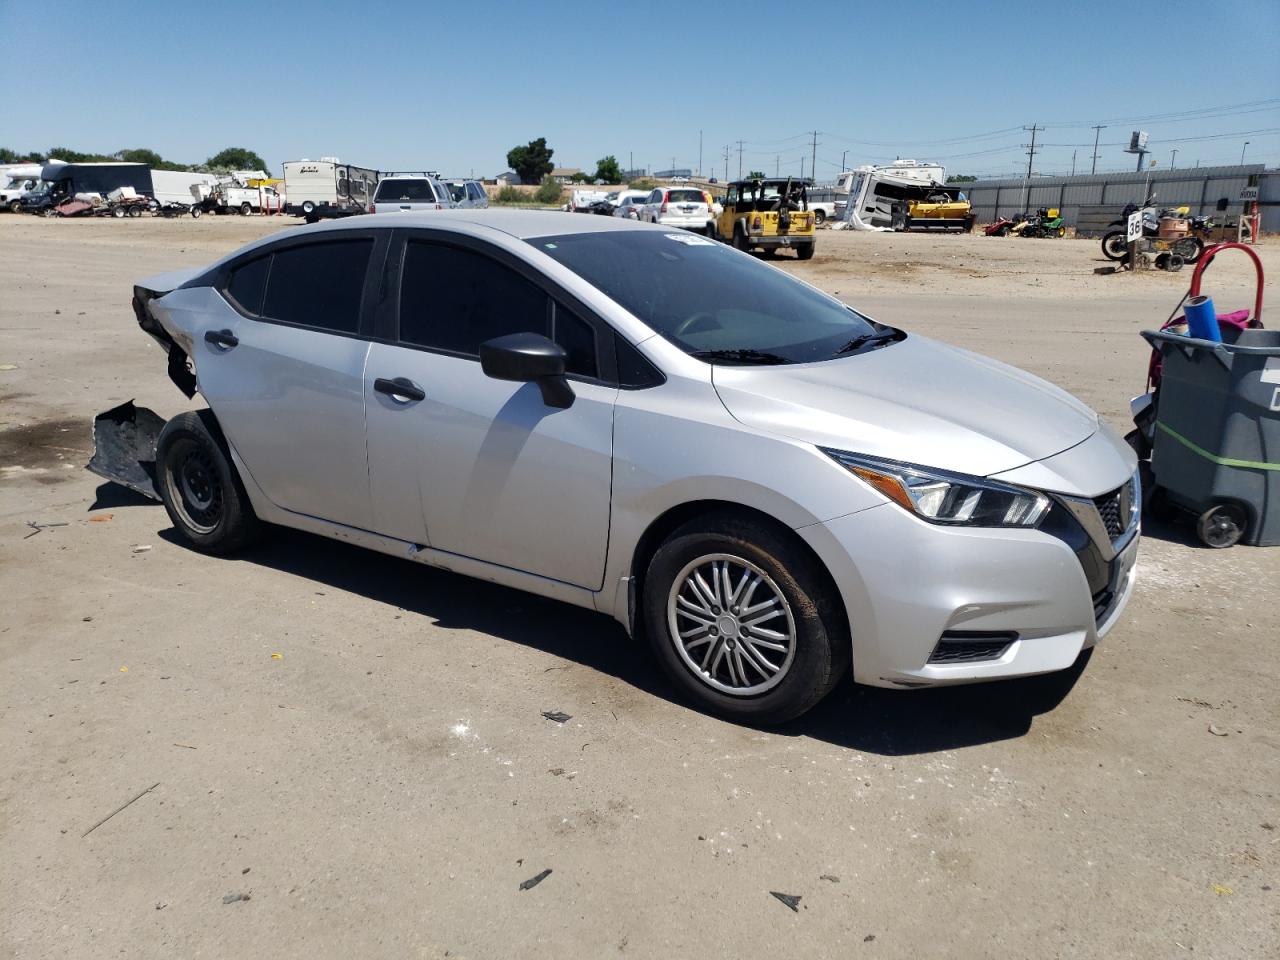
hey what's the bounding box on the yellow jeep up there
[711,178,816,260]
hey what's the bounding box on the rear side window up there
[225,255,269,315]
[374,179,435,203]
[262,239,372,334]
[399,242,548,353]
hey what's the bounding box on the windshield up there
[374,179,436,202]
[531,231,885,364]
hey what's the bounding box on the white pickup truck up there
[191,180,284,215]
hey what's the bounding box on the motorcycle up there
[1101,195,1205,263]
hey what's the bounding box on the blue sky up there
[4,0,1277,179]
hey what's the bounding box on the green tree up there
[593,155,622,183]
[207,147,269,175]
[569,171,593,183]
[747,170,766,179]
[116,148,164,166]
[506,138,554,186]
[947,174,977,183]
[47,147,111,162]
[534,176,563,205]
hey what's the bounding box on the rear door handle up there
[374,377,425,403]
[204,329,238,349]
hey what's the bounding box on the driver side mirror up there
[479,333,575,409]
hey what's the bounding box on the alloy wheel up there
[666,553,796,696]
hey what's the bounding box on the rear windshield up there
[374,179,437,202]
[446,182,466,202]
[530,231,881,364]
[667,189,704,203]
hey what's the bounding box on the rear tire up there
[1173,236,1203,263]
[796,242,815,261]
[7,200,20,213]
[732,224,749,252]
[240,202,253,216]
[156,411,263,555]
[642,512,848,724]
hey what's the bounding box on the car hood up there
[711,334,1099,478]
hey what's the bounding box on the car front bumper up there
[798,497,1139,689]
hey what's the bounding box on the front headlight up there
[823,449,1051,528]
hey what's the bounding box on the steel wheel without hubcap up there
[167,440,223,535]
[667,553,796,696]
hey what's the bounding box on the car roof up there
[292,209,675,241]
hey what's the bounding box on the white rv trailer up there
[282,158,380,221]
[835,159,950,231]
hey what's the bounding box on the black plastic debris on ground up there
[520,869,552,891]
[770,891,801,912]
[541,711,572,724]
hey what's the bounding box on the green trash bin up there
[1142,328,1280,547]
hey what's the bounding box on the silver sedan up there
[98,211,1138,723]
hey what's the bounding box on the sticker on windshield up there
[664,233,715,246]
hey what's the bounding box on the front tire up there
[156,411,262,555]
[642,512,848,724]
[1101,231,1128,260]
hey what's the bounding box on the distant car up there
[369,177,454,213]
[445,180,490,209]
[613,193,650,220]
[640,187,714,232]
[105,211,1139,725]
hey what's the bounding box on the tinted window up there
[531,232,880,364]
[374,179,437,203]
[262,239,372,334]
[667,189,704,203]
[226,255,269,315]
[552,303,597,378]
[615,334,663,388]
[399,242,548,353]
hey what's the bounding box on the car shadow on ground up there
[153,518,1091,758]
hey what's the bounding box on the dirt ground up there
[1,214,1277,960]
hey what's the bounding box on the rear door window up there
[262,239,373,334]
[225,255,269,315]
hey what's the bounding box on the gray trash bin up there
[1142,328,1280,547]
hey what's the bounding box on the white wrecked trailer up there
[835,160,952,231]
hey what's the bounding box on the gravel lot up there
[2,214,1277,959]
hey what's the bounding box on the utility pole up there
[1071,150,1077,176]
[775,155,779,176]
[808,130,820,183]
[698,129,702,178]
[801,157,805,179]
[841,149,847,173]
[1170,148,1178,169]
[1090,124,1105,175]
[723,145,730,183]
[629,151,633,177]
[1241,141,1250,164]
[736,140,745,180]
[1023,124,1041,180]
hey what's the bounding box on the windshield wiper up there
[834,331,900,356]
[689,348,792,365]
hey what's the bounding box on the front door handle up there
[374,377,425,402]
[204,329,238,349]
